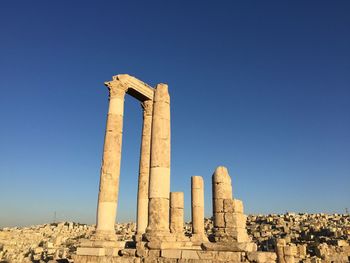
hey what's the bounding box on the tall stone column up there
[95,80,128,241]
[146,83,171,239]
[136,100,153,235]
[191,176,206,238]
[170,192,184,234]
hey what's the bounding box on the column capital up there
[141,100,153,115]
[104,80,128,98]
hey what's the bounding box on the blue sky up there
[0,1,349,227]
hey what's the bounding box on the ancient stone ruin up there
[74,74,277,262]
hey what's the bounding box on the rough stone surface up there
[170,192,185,235]
[1,214,349,262]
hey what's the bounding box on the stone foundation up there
[74,248,277,263]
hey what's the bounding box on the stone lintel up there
[107,74,155,101]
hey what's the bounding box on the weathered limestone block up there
[161,249,182,259]
[247,251,277,263]
[147,198,170,232]
[275,239,286,263]
[213,166,233,200]
[233,199,244,213]
[74,255,137,263]
[216,251,242,261]
[170,192,184,234]
[283,244,297,257]
[197,251,216,260]
[213,198,224,213]
[181,250,199,259]
[224,213,247,228]
[202,242,257,252]
[223,199,234,213]
[214,212,226,228]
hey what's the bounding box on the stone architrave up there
[136,100,153,235]
[170,192,184,234]
[95,80,128,241]
[146,83,171,239]
[191,176,207,242]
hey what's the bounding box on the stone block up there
[161,249,182,258]
[119,248,136,257]
[247,252,277,262]
[217,251,241,261]
[149,168,170,198]
[158,258,177,263]
[284,245,297,256]
[148,249,161,257]
[223,199,234,213]
[197,251,216,259]
[233,199,244,213]
[214,212,225,228]
[225,213,247,228]
[76,247,105,256]
[170,192,184,208]
[147,198,170,231]
[202,241,256,252]
[181,250,199,259]
[213,182,232,199]
[213,198,224,213]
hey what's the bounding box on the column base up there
[190,233,209,245]
[93,230,117,242]
[77,237,126,258]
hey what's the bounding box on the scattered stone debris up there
[246,213,350,262]
[0,222,133,263]
[1,214,348,263]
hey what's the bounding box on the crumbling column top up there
[213,166,232,184]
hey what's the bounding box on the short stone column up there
[95,80,128,241]
[191,176,207,242]
[146,83,171,240]
[212,166,250,243]
[136,100,153,235]
[170,192,184,234]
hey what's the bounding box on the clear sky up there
[0,1,349,227]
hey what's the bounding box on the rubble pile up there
[245,213,350,262]
[0,222,94,262]
[0,214,348,263]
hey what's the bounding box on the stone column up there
[95,80,128,241]
[136,100,153,235]
[170,192,184,234]
[146,83,171,239]
[191,176,206,241]
[212,166,250,243]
